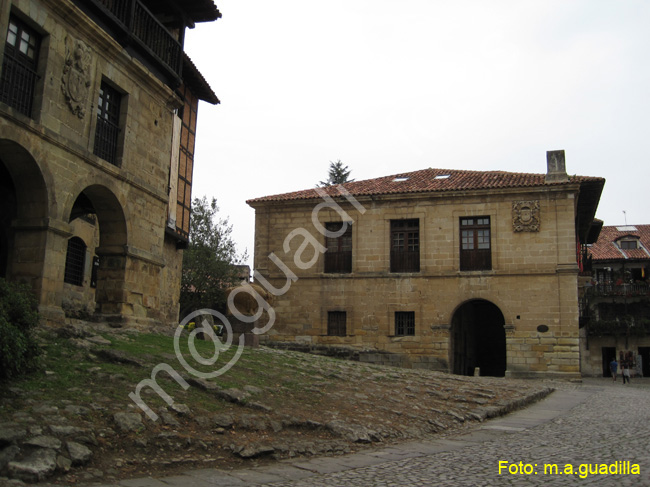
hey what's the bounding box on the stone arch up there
[67,185,128,316]
[0,139,50,283]
[450,299,506,377]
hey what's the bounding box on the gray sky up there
[185,0,650,265]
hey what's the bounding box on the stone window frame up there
[321,307,353,337]
[459,215,492,271]
[327,310,347,336]
[324,221,352,274]
[394,310,415,336]
[386,304,421,338]
[0,11,48,120]
[93,79,125,166]
[389,218,420,273]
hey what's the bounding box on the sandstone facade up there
[248,154,604,379]
[0,0,220,328]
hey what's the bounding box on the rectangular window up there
[619,240,637,250]
[324,222,352,273]
[94,81,122,165]
[327,311,346,336]
[390,219,420,273]
[175,85,198,238]
[395,311,415,336]
[64,237,86,287]
[460,216,491,271]
[0,15,41,117]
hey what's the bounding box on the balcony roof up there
[183,53,220,104]
[146,0,222,24]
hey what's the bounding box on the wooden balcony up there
[73,0,183,86]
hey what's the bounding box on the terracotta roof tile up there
[588,225,650,261]
[247,167,604,204]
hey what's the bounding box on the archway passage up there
[69,186,127,316]
[0,162,17,278]
[451,299,506,377]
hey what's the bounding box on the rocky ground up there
[0,324,553,485]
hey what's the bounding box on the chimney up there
[546,150,568,183]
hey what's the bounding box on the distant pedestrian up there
[609,357,618,381]
[622,362,631,384]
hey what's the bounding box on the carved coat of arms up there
[61,38,92,118]
[512,200,540,232]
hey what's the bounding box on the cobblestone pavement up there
[85,379,650,487]
[249,379,650,487]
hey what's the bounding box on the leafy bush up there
[0,278,41,380]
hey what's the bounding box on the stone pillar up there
[11,218,71,326]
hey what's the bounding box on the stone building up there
[0,0,220,327]
[247,151,605,379]
[580,224,650,377]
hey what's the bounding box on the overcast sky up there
[184,0,650,266]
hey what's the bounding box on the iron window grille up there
[64,237,86,286]
[94,81,122,165]
[0,16,40,117]
[324,222,352,273]
[395,311,415,336]
[390,219,420,273]
[460,216,492,271]
[327,311,347,336]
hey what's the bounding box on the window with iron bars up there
[94,81,122,165]
[64,237,86,287]
[390,219,420,273]
[395,311,415,336]
[327,311,347,336]
[0,15,41,117]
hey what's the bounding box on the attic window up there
[434,174,450,180]
[619,239,638,250]
[393,177,409,182]
[616,226,637,232]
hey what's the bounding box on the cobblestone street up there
[254,379,650,486]
[86,379,650,487]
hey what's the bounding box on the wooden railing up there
[585,283,650,297]
[86,0,182,78]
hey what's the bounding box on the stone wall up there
[251,185,584,379]
[0,0,191,328]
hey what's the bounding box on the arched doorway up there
[451,299,506,377]
[68,186,127,317]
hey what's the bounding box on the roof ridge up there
[247,166,604,204]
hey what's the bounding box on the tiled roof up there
[247,167,604,204]
[588,225,650,261]
[182,53,220,105]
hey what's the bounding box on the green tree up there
[180,196,247,316]
[318,159,354,186]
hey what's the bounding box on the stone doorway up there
[451,299,506,377]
